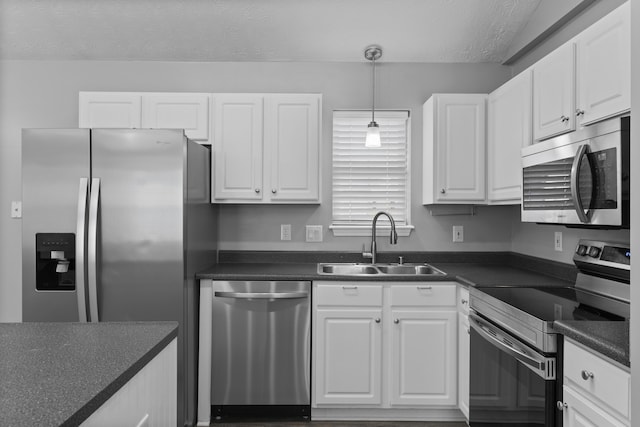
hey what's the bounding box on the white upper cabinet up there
[487,70,532,204]
[423,94,487,204]
[264,94,320,202]
[532,2,630,141]
[532,42,576,141]
[79,91,210,142]
[211,94,264,201]
[141,93,210,141]
[211,93,321,204]
[79,92,142,129]
[575,2,630,126]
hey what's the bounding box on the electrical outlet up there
[305,225,323,242]
[554,231,563,251]
[11,201,21,219]
[453,225,464,242]
[280,224,291,241]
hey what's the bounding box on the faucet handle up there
[362,243,373,259]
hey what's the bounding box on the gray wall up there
[0,59,513,321]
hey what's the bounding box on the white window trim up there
[330,110,413,237]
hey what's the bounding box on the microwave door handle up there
[570,144,591,223]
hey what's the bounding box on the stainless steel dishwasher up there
[210,280,311,420]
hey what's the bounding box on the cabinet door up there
[533,42,576,141]
[487,71,531,204]
[264,94,320,202]
[457,312,469,420]
[142,93,210,141]
[388,309,457,406]
[211,94,264,201]
[576,2,630,126]
[314,309,382,405]
[79,92,141,128]
[562,386,628,427]
[431,94,486,203]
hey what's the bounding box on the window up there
[330,110,412,237]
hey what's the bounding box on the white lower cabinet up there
[81,338,177,427]
[313,281,463,421]
[560,338,630,427]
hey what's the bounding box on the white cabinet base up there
[311,407,465,422]
[81,339,177,427]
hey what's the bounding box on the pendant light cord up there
[371,56,376,123]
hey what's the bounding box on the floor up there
[212,422,468,427]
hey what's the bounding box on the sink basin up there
[318,263,379,275]
[317,262,445,276]
[375,264,445,275]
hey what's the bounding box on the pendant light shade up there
[364,45,382,148]
[365,122,381,147]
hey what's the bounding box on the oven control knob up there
[588,247,601,258]
[576,245,588,256]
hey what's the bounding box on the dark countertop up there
[0,321,178,427]
[554,320,630,367]
[198,261,574,287]
[197,251,576,288]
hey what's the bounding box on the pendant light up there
[364,45,382,148]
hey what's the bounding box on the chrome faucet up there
[362,211,398,264]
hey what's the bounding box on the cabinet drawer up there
[390,284,456,307]
[564,339,630,419]
[315,284,382,306]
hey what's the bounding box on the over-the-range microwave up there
[521,116,629,228]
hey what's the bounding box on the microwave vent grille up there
[523,158,574,210]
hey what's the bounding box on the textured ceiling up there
[0,0,543,63]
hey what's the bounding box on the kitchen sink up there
[317,262,446,277]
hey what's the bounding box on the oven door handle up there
[570,143,592,223]
[470,313,555,380]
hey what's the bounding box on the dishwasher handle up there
[214,291,309,300]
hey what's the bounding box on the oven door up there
[469,313,558,427]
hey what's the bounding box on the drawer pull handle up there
[556,401,568,411]
[375,318,381,323]
[461,298,468,305]
[581,370,594,380]
[394,318,400,324]
[417,286,432,290]
[342,286,358,290]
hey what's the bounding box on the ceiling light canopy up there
[364,45,382,148]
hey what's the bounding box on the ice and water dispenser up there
[35,233,75,291]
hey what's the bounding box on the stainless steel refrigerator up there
[22,128,217,426]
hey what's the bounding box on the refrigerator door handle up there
[75,178,89,322]
[87,178,101,322]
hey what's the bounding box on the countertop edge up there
[553,320,630,368]
[62,323,179,426]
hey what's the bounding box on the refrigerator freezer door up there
[22,129,90,322]
[90,129,186,323]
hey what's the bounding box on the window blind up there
[332,111,410,227]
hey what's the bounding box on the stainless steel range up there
[468,239,630,426]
